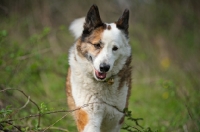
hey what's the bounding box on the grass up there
[1,1,200,132]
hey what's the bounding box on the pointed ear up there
[83,5,103,34]
[116,9,129,34]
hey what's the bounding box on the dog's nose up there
[100,63,110,72]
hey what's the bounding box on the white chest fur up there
[71,69,128,111]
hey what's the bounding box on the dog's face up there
[77,5,130,81]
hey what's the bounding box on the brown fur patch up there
[107,25,111,30]
[77,26,105,59]
[66,68,76,110]
[83,26,104,44]
[75,109,89,131]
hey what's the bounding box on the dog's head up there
[74,5,131,81]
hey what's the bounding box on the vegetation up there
[0,0,200,131]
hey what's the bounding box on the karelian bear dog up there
[66,4,132,132]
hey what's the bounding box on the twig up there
[185,105,193,119]
[0,88,41,128]
[185,104,199,130]
[5,96,30,123]
[123,123,142,132]
[0,88,107,131]
[47,126,69,132]
[6,110,73,122]
[2,121,22,132]
[18,96,30,110]
[42,113,69,132]
[130,118,143,129]
[4,102,92,122]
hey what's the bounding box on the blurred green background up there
[0,0,200,132]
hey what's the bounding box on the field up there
[0,1,200,132]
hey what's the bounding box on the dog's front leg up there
[83,119,102,132]
[82,104,104,132]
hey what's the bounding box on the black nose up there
[100,63,110,72]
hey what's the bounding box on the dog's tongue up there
[95,70,106,79]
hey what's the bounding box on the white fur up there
[68,19,131,132]
[69,17,85,39]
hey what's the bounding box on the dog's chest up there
[71,71,128,112]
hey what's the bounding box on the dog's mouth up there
[94,69,107,80]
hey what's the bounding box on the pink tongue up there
[95,70,106,79]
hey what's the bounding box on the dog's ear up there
[83,5,103,34]
[116,9,129,35]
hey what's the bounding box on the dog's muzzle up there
[100,63,110,72]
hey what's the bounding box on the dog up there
[66,4,132,132]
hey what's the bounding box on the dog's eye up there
[94,43,101,49]
[112,46,118,51]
